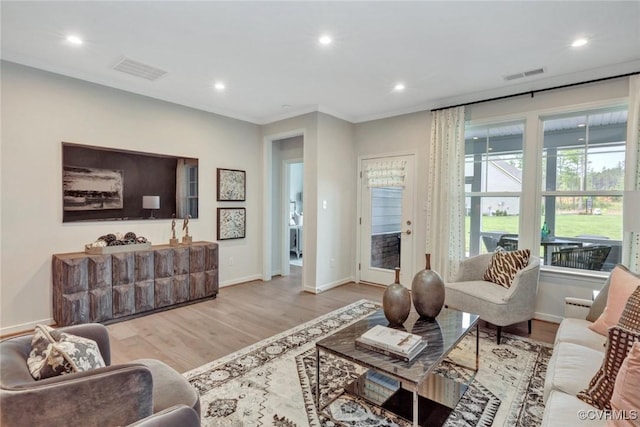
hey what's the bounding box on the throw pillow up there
[607,342,640,427]
[27,324,106,380]
[587,273,612,322]
[618,285,640,332]
[577,325,640,410]
[483,248,531,288]
[589,266,640,336]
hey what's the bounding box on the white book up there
[358,325,423,355]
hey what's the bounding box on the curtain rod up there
[430,71,640,112]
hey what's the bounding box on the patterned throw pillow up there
[483,248,531,288]
[618,286,640,332]
[577,325,640,410]
[27,324,106,380]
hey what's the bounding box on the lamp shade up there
[623,191,640,232]
[142,196,160,209]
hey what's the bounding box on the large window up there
[463,105,628,273]
[540,106,626,271]
[464,121,524,256]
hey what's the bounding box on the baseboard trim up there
[1,317,54,338]
[220,274,263,288]
[534,312,563,324]
[304,277,355,294]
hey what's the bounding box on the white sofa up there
[541,297,607,426]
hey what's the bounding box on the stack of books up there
[355,325,428,362]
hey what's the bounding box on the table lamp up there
[143,195,160,219]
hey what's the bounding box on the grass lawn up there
[466,214,622,249]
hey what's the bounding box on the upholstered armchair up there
[0,323,200,427]
[444,253,541,344]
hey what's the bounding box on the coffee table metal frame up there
[315,308,479,427]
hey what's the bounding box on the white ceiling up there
[2,1,639,125]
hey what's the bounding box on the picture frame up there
[217,207,246,240]
[217,168,246,201]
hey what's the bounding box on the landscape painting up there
[63,166,124,211]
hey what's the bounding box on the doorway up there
[359,154,415,286]
[286,161,303,268]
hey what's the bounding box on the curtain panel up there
[624,75,640,271]
[426,106,466,281]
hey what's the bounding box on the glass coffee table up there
[315,307,479,427]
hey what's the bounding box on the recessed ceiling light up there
[214,82,225,91]
[318,35,332,45]
[571,38,588,48]
[393,83,405,92]
[66,35,83,45]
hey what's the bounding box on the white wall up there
[0,61,262,334]
[315,113,356,290]
[354,111,431,283]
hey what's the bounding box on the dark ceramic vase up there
[411,254,445,319]
[382,268,411,325]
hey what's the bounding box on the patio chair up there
[497,234,519,251]
[550,245,612,271]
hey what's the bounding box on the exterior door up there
[359,154,415,286]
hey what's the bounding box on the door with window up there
[359,154,415,285]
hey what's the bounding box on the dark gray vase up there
[382,268,411,325]
[411,254,445,319]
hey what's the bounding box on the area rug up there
[185,300,552,427]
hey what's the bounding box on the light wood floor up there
[108,266,559,373]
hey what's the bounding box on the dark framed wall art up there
[217,207,246,240]
[217,168,246,201]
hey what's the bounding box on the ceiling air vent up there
[112,57,167,81]
[503,67,545,82]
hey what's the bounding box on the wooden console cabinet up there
[52,241,218,326]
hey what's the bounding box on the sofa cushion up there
[554,318,607,351]
[542,390,607,427]
[27,324,105,380]
[483,248,530,288]
[589,266,640,336]
[543,342,603,403]
[578,326,640,410]
[587,274,612,322]
[607,342,640,427]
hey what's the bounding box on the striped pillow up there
[484,248,531,288]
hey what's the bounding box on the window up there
[186,164,199,218]
[464,121,524,256]
[540,106,627,271]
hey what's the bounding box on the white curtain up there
[624,75,640,271]
[366,159,406,188]
[176,159,187,218]
[426,106,466,281]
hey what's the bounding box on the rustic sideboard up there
[52,241,218,326]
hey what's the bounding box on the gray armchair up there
[0,323,200,427]
[444,253,540,344]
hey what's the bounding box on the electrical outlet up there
[228,256,234,266]
[330,258,335,268]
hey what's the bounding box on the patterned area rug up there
[184,300,552,427]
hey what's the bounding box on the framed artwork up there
[217,207,246,240]
[63,166,124,211]
[217,168,246,201]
